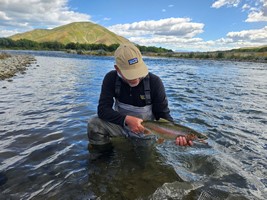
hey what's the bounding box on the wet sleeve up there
[97,72,126,126]
[151,76,173,122]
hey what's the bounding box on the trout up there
[142,118,208,144]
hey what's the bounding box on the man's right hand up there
[125,115,145,133]
[175,136,193,146]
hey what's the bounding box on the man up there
[87,43,192,147]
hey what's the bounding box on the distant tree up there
[107,44,120,52]
[258,47,267,52]
[0,38,15,47]
[204,54,210,59]
[79,43,88,50]
[66,42,78,50]
[41,41,65,50]
[188,52,194,58]
[216,52,224,59]
[15,39,39,49]
[136,44,172,53]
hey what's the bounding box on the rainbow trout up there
[142,118,208,144]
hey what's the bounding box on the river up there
[0,50,266,200]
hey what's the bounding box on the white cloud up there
[192,26,267,51]
[128,36,207,51]
[245,0,267,22]
[242,4,250,11]
[108,18,267,51]
[246,11,267,22]
[0,0,266,52]
[108,18,209,51]
[211,0,241,8]
[108,18,204,38]
[212,0,267,22]
[0,11,11,20]
[226,26,267,43]
[0,0,91,37]
[0,27,20,37]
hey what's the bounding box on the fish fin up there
[156,138,165,144]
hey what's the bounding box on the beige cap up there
[114,43,148,80]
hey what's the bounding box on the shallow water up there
[0,50,266,199]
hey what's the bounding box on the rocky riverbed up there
[0,53,36,80]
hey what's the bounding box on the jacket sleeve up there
[97,72,126,126]
[151,75,173,122]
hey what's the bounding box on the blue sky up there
[0,0,266,51]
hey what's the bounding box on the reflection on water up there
[0,51,266,199]
[86,138,182,200]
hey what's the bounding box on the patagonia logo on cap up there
[128,57,138,65]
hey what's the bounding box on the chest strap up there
[115,74,151,105]
[115,75,121,98]
[143,75,151,105]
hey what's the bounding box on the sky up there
[0,0,267,51]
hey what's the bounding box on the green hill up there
[9,22,130,45]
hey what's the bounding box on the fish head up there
[188,129,208,140]
[186,133,198,141]
[197,134,208,140]
[186,133,208,144]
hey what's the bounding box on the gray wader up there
[87,100,155,145]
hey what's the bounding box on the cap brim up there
[119,63,148,80]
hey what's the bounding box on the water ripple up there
[0,52,266,199]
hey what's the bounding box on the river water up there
[0,50,266,200]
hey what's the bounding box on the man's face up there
[115,65,141,87]
[125,78,140,87]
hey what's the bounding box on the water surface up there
[0,51,266,199]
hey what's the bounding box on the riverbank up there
[141,51,267,63]
[0,53,36,80]
[67,49,267,63]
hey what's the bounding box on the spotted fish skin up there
[142,118,208,143]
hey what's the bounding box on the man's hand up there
[175,136,193,146]
[125,115,145,133]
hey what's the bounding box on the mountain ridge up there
[9,22,130,45]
